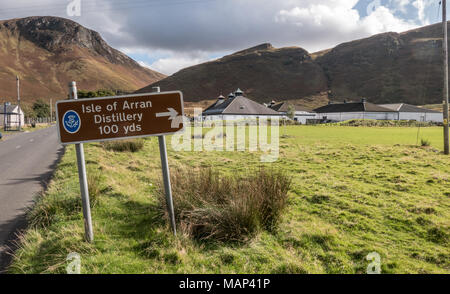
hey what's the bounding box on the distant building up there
[314,99,398,121]
[202,89,281,121]
[0,102,25,129]
[268,101,317,124]
[378,103,443,123]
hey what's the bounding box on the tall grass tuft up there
[102,139,144,152]
[157,168,291,242]
[87,168,105,207]
[421,138,431,147]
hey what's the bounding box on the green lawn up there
[8,126,450,274]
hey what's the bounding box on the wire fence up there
[24,117,55,125]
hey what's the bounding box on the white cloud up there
[412,0,434,25]
[275,1,417,51]
[136,51,213,75]
[149,57,202,75]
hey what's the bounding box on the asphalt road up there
[0,126,64,272]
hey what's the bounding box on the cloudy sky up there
[0,0,444,75]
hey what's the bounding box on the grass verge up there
[7,126,450,274]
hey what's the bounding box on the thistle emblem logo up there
[63,110,81,134]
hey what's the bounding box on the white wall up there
[203,115,281,121]
[399,112,443,123]
[293,113,317,124]
[316,112,398,121]
[0,106,25,128]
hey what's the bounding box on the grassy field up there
[8,125,450,274]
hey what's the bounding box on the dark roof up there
[314,101,396,113]
[203,96,280,116]
[0,104,19,114]
[379,103,442,113]
[269,102,312,113]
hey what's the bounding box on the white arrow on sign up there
[156,108,183,129]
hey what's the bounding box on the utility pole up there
[16,75,21,131]
[443,0,450,154]
[50,98,52,124]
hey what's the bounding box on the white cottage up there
[202,89,281,121]
[378,103,443,123]
[267,101,317,124]
[0,103,25,129]
[314,99,398,122]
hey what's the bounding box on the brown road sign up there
[56,91,184,144]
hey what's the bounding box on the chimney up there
[228,92,235,99]
[235,88,243,97]
[216,95,225,105]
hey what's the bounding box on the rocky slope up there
[316,23,444,105]
[0,16,165,102]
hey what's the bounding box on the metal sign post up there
[154,87,177,235]
[443,0,450,155]
[68,81,94,243]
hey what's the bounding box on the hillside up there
[136,43,329,104]
[0,16,165,102]
[316,23,445,105]
[139,22,450,106]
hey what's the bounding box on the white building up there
[378,103,443,123]
[0,103,25,130]
[202,89,281,121]
[314,99,398,122]
[267,101,317,124]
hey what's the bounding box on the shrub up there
[102,139,144,152]
[157,168,291,242]
[331,119,434,127]
[421,138,431,147]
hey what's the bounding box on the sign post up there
[154,87,177,235]
[68,82,94,243]
[57,83,184,239]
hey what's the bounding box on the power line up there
[0,0,219,15]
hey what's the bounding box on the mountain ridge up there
[138,22,449,106]
[0,16,166,103]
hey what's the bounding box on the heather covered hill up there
[0,16,165,102]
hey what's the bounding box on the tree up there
[287,104,296,120]
[77,89,116,98]
[32,99,50,118]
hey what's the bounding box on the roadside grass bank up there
[8,126,450,274]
